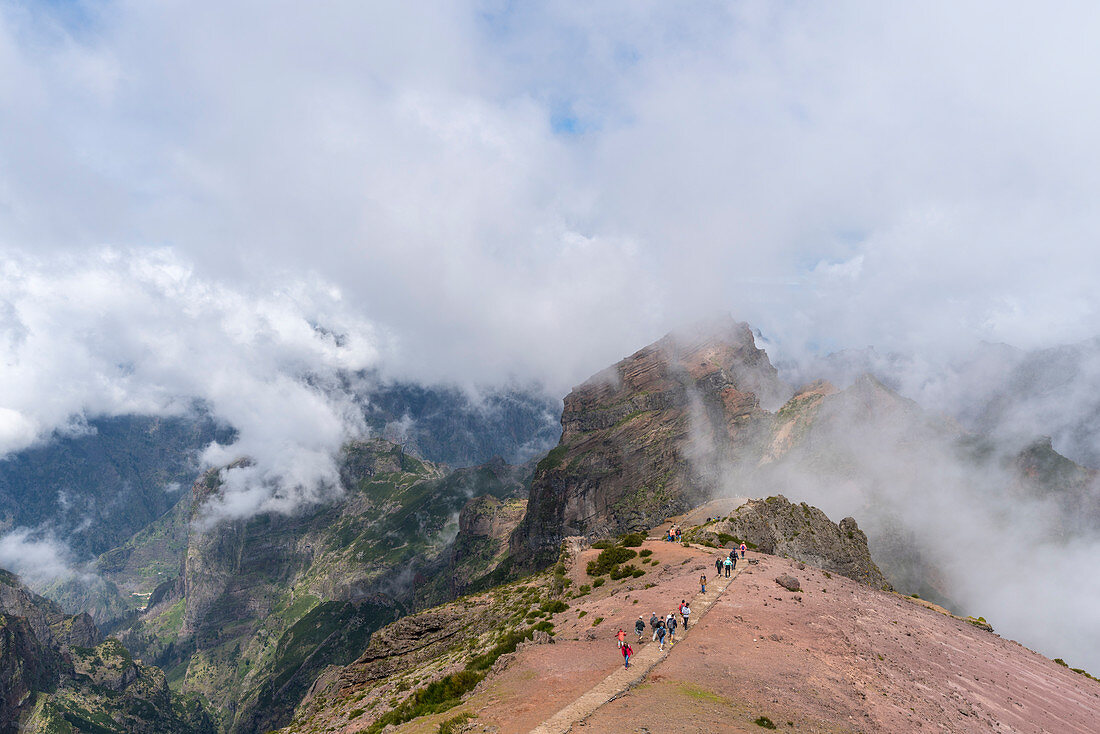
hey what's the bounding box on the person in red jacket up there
[622,642,633,668]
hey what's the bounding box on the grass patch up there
[677,682,725,703]
[591,617,604,626]
[753,715,777,729]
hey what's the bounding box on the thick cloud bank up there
[0,248,379,522]
[3,2,1100,390]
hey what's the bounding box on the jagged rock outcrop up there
[690,496,890,588]
[0,567,209,734]
[0,613,59,733]
[514,317,791,563]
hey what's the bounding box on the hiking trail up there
[528,552,745,734]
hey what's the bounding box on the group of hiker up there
[617,600,693,667]
[663,526,682,542]
[612,534,752,669]
[715,544,747,579]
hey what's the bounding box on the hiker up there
[678,599,685,615]
[635,616,645,642]
[699,574,707,593]
[622,642,633,668]
[666,613,678,643]
[616,628,626,649]
[656,619,667,650]
[675,527,682,542]
[728,548,738,569]
[650,612,660,641]
[715,556,723,575]
[723,556,732,578]
[740,542,747,559]
[682,602,691,629]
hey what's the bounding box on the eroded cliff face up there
[514,318,790,563]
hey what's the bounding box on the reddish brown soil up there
[403,543,1100,734]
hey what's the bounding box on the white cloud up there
[0,528,78,586]
[0,247,379,521]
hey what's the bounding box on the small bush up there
[577,610,587,618]
[1054,658,1069,667]
[620,532,646,547]
[439,712,474,734]
[590,539,614,550]
[753,716,777,729]
[609,563,640,580]
[639,549,653,558]
[591,617,604,626]
[540,600,569,614]
[592,578,605,588]
[587,546,638,576]
[348,708,366,719]
[577,584,591,595]
[631,569,645,578]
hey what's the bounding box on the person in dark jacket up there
[635,616,645,642]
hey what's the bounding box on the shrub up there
[620,532,646,547]
[639,549,653,558]
[631,569,645,578]
[439,712,474,734]
[540,600,569,614]
[577,584,591,595]
[753,716,777,729]
[592,578,605,588]
[716,533,735,545]
[609,564,640,580]
[587,547,637,576]
[590,539,614,550]
[591,617,603,626]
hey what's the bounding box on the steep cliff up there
[514,317,790,563]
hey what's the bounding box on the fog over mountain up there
[3,1,1100,674]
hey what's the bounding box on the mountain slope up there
[113,439,532,733]
[275,523,1100,733]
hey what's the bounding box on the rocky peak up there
[514,317,791,563]
[690,495,890,588]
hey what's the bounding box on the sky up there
[3,0,1100,513]
[2,0,1100,671]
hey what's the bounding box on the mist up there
[718,369,1100,674]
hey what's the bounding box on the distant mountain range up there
[3,320,1100,732]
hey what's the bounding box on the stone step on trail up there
[528,561,744,734]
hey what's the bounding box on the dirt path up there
[528,556,745,734]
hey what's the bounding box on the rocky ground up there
[372,540,1100,734]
